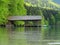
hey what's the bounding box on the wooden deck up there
[7,16,42,27]
[8,16,42,21]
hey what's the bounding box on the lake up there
[0,25,60,45]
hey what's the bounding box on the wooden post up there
[6,21,14,28]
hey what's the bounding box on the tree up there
[9,0,27,25]
[0,0,9,25]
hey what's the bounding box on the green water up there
[0,26,60,45]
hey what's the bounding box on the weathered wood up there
[7,16,42,27]
[8,16,42,21]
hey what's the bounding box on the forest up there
[0,0,60,26]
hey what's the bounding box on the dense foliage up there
[0,0,26,25]
[9,0,27,25]
[0,0,60,26]
[25,0,60,10]
[0,0,9,25]
[25,4,60,25]
[24,0,60,26]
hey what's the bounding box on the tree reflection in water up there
[0,26,60,45]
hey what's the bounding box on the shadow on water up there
[0,25,60,45]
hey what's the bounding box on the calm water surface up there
[0,26,60,45]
